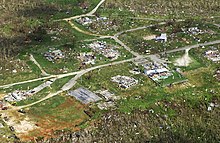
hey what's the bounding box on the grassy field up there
[167,43,220,72]
[119,20,220,55]
[0,0,220,142]
[0,118,18,143]
[73,15,157,35]
[101,0,220,19]
[14,76,74,106]
[74,62,156,96]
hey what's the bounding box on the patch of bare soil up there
[1,110,38,135]
[143,35,156,40]
[174,48,192,67]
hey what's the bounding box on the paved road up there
[17,57,140,109]
[148,55,167,64]
[114,19,185,37]
[128,17,166,21]
[0,75,57,89]
[214,24,220,28]
[87,0,106,15]
[2,0,220,109]
[63,0,106,21]
[161,40,220,54]
[18,90,63,109]
[17,39,220,108]
[0,70,82,89]
[66,20,102,37]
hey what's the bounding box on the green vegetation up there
[119,20,220,54]
[15,76,74,106]
[0,80,43,94]
[0,0,220,142]
[74,62,155,96]
[101,0,220,19]
[73,15,156,35]
[0,119,17,143]
[159,71,187,86]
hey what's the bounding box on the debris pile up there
[4,80,55,102]
[111,75,138,89]
[0,100,7,110]
[182,27,205,35]
[96,90,120,101]
[207,102,219,111]
[4,90,28,102]
[97,101,115,110]
[214,69,220,81]
[76,17,108,26]
[129,68,141,75]
[88,41,120,59]
[44,49,65,62]
[204,49,220,62]
[77,52,96,65]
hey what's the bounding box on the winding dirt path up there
[1,0,220,109]
[30,54,49,76]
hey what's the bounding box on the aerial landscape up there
[0,0,220,142]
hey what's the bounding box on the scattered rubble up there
[96,90,120,101]
[214,69,220,81]
[0,123,4,128]
[44,48,65,62]
[0,100,8,110]
[76,17,108,26]
[87,41,120,60]
[204,48,220,62]
[77,52,96,65]
[4,79,55,102]
[111,75,138,89]
[182,27,206,35]
[97,101,115,110]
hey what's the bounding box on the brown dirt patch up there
[143,35,156,40]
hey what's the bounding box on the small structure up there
[204,49,220,62]
[4,90,27,102]
[44,49,65,62]
[68,88,102,104]
[111,75,138,89]
[155,33,167,42]
[143,62,172,82]
[4,80,55,102]
[77,52,96,65]
[129,68,141,75]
